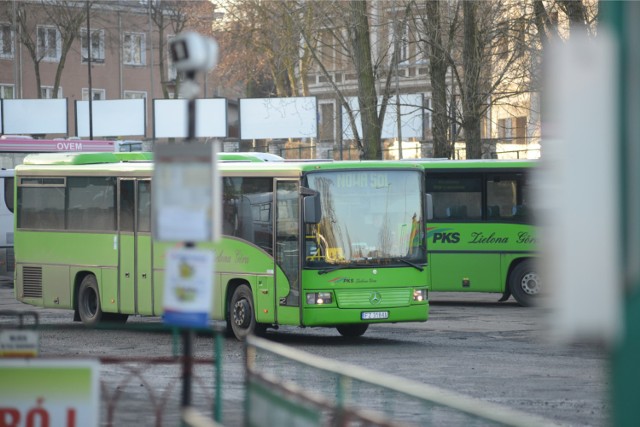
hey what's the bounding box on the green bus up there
[13,152,429,339]
[418,159,538,306]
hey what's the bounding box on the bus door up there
[118,179,153,315]
[274,180,301,318]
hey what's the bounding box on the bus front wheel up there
[229,285,264,340]
[509,260,540,307]
[336,323,369,338]
[77,275,104,325]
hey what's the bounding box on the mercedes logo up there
[369,292,382,305]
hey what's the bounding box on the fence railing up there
[0,310,224,427]
[245,335,558,427]
[273,140,540,161]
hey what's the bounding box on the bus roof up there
[412,158,536,170]
[17,152,423,176]
[218,152,285,162]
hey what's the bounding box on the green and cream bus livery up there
[14,153,429,339]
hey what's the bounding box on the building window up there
[498,117,527,144]
[424,97,432,130]
[124,91,146,99]
[41,86,62,99]
[515,116,527,144]
[319,30,336,71]
[397,22,409,63]
[123,90,147,108]
[81,29,105,63]
[167,34,177,80]
[82,88,105,101]
[0,23,14,59]
[0,85,14,99]
[318,101,336,142]
[123,32,145,66]
[37,26,61,62]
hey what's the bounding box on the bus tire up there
[229,284,260,341]
[77,275,104,325]
[509,260,540,307]
[336,324,369,338]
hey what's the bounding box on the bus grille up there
[336,288,411,308]
[22,266,43,298]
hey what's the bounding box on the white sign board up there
[342,94,424,139]
[154,98,228,138]
[76,99,146,137]
[2,99,68,135]
[240,97,317,139]
[540,30,621,345]
[163,247,215,328]
[0,359,100,427]
[153,143,219,242]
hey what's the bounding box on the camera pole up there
[181,68,198,418]
[161,31,219,425]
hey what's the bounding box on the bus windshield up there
[305,170,424,268]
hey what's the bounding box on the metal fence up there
[245,335,558,427]
[273,140,540,161]
[0,310,224,427]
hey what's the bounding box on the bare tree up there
[7,0,88,98]
[297,1,410,159]
[212,0,314,98]
[349,0,382,159]
[148,1,188,99]
[447,1,540,158]
[461,1,484,158]
[414,0,461,158]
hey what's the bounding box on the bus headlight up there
[413,289,427,302]
[306,292,333,305]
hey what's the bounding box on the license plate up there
[361,311,389,320]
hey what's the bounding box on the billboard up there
[240,97,317,139]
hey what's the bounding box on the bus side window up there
[137,181,151,233]
[425,174,481,221]
[512,205,528,221]
[446,205,467,219]
[487,205,501,219]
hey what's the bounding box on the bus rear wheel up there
[336,324,369,338]
[509,260,540,307]
[77,275,104,325]
[229,285,264,341]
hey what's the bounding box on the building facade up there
[0,0,213,140]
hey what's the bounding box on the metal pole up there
[181,329,194,419]
[181,73,197,421]
[86,0,93,140]
[394,15,403,160]
[11,0,19,98]
[214,331,222,422]
[601,3,640,427]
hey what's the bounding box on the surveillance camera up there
[169,32,218,74]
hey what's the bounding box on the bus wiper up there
[398,259,424,272]
[318,264,349,275]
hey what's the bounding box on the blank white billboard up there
[153,99,227,138]
[240,97,317,139]
[2,99,68,135]
[76,99,146,137]
[342,94,424,139]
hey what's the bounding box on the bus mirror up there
[426,193,434,221]
[304,194,321,224]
